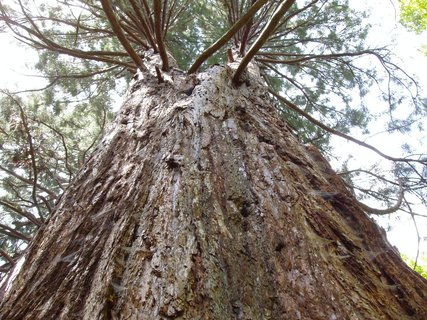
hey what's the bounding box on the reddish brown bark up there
[1,61,426,319]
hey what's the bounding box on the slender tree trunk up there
[1,60,426,320]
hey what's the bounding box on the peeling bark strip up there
[1,61,427,319]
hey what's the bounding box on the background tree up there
[0,0,426,318]
[402,254,427,279]
[399,0,427,56]
[0,90,111,273]
[399,0,427,33]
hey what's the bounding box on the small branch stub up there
[155,66,164,83]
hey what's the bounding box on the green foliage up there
[260,0,377,146]
[0,91,112,268]
[166,2,228,69]
[399,0,427,33]
[401,254,427,279]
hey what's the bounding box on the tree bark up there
[1,60,426,320]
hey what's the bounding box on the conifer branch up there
[100,0,147,70]
[162,0,169,32]
[188,0,269,74]
[39,195,53,216]
[128,0,158,51]
[0,199,41,227]
[268,89,427,166]
[141,0,156,32]
[0,12,135,69]
[406,199,421,268]
[0,164,56,199]
[154,0,170,71]
[233,0,296,84]
[168,0,192,36]
[116,13,150,49]
[15,96,43,221]
[256,50,379,65]
[0,223,32,242]
[239,0,257,55]
[356,179,404,215]
[340,169,399,186]
[33,119,74,181]
[0,248,15,266]
[8,66,121,94]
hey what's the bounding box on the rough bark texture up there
[1,60,427,320]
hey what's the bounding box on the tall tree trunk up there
[1,61,426,320]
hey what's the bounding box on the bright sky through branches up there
[0,33,41,90]
[331,0,427,259]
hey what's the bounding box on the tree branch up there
[405,197,421,268]
[32,119,74,180]
[239,0,256,55]
[128,0,158,50]
[233,0,296,84]
[0,164,56,199]
[256,50,378,65]
[0,223,32,242]
[0,199,41,227]
[268,89,427,165]
[188,0,269,74]
[356,179,404,215]
[15,96,43,221]
[153,0,170,71]
[0,15,136,70]
[0,248,15,266]
[100,0,146,70]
